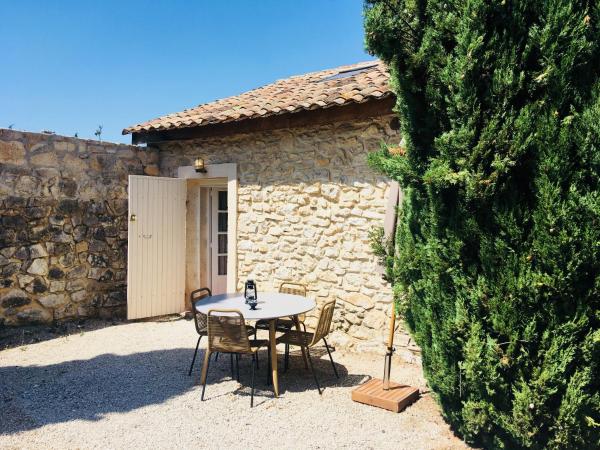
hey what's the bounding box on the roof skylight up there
[318,64,378,82]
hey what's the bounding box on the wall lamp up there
[194,157,207,173]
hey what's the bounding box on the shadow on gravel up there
[0,348,197,435]
[0,316,184,351]
[0,319,127,351]
[200,347,367,406]
[1,345,364,434]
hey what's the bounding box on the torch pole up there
[382,302,396,390]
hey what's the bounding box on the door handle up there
[141,234,152,239]
[130,214,137,222]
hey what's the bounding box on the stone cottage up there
[1,61,416,353]
[122,60,407,351]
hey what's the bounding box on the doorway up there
[185,183,227,298]
[179,163,238,308]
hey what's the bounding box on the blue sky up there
[0,1,373,144]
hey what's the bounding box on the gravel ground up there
[0,319,468,449]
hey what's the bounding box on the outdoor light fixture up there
[194,157,207,173]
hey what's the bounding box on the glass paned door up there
[210,189,228,294]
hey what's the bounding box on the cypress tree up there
[364,1,600,448]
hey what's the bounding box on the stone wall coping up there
[0,128,142,150]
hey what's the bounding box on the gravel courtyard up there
[0,319,468,449]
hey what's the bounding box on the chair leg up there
[236,354,240,382]
[253,329,260,369]
[251,354,256,408]
[284,343,289,372]
[201,352,212,401]
[215,352,219,361]
[188,335,202,376]
[305,346,322,395]
[230,353,234,379]
[323,338,339,378]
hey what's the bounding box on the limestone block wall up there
[156,116,418,354]
[0,129,158,325]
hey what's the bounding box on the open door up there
[209,188,228,294]
[127,175,186,320]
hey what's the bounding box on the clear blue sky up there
[1,0,373,144]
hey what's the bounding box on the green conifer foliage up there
[364,1,600,447]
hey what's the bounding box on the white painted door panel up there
[210,188,228,294]
[127,175,186,319]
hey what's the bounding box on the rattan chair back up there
[207,309,252,354]
[311,300,336,345]
[279,282,307,297]
[190,287,211,334]
[280,282,308,323]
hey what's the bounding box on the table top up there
[194,292,315,320]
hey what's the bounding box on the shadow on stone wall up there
[0,129,158,326]
[1,196,129,323]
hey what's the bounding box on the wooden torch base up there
[351,378,420,413]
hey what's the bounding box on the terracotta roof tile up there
[123,60,391,135]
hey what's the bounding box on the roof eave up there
[130,96,396,145]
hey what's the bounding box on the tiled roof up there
[123,60,391,135]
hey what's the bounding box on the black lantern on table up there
[244,280,258,310]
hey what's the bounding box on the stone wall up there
[0,129,158,325]
[155,116,418,356]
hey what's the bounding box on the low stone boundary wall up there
[0,129,157,325]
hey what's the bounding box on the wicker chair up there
[200,309,270,407]
[276,300,338,395]
[255,282,308,333]
[276,282,308,331]
[188,288,255,377]
[187,287,212,376]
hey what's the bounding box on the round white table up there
[195,292,316,396]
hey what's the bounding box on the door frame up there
[178,163,238,293]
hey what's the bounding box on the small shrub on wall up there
[364,1,600,448]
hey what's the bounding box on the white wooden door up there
[210,188,228,294]
[127,175,186,319]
